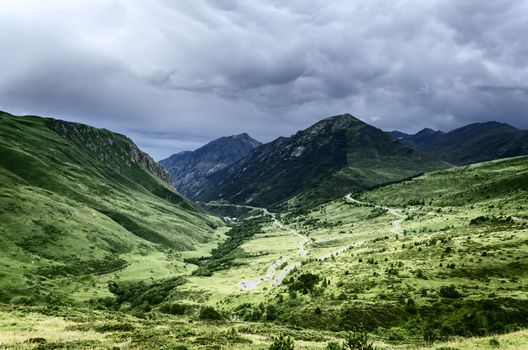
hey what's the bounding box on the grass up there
[0,305,527,349]
[0,111,222,303]
[147,155,528,347]
[1,110,527,348]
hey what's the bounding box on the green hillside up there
[0,111,222,303]
[257,156,528,342]
[84,155,524,349]
[1,112,527,349]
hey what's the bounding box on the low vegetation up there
[1,113,527,349]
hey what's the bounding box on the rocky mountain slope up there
[50,119,172,186]
[0,111,221,303]
[195,114,449,207]
[160,133,260,198]
[389,122,528,165]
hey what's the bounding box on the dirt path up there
[271,194,407,286]
[216,195,405,290]
[207,202,310,290]
[240,214,309,290]
[345,194,404,235]
[239,256,289,291]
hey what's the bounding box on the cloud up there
[0,0,527,159]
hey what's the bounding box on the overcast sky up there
[1,1,527,159]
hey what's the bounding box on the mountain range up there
[160,133,261,198]
[389,121,528,165]
[189,114,448,207]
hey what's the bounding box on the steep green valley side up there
[0,111,222,303]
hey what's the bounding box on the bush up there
[385,327,408,341]
[10,295,34,305]
[439,285,462,299]
[159,302,188,315]
[489,338,500,347]
[198,306,223,320]
[95,322,135,332]
[287,273,320,292]
[344,325,375,350]
[326,341,344,350]
[265,304,277,321]
[269,333,294,350]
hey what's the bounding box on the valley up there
[1,112,527,349]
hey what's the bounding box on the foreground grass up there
[1,305,527,349]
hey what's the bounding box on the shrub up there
[159,302,188,315]
[344,325,375,350]
[439,285,462,299]
[198,306,223,320]
[269,333,294,350]
[265,304,277,321]
[385,327,408,341]
[489,338,500,347]
[10,295,34,305]
[405,298,417,314]
[287,273,320,292]
[95,322,135,332]
[326,341,344,350]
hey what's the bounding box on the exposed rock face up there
[160,133,261,198]
[48,119,172,186]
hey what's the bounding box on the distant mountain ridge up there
[194,114,448,208]
[389,121,528,165]
[160,133,261,198]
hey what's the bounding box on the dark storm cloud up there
[1,1,527,159]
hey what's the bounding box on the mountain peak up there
[417,127,436,133]
[315,113,362,128]
[160,133,261,197]
[194,113,448,207]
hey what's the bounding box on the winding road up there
[230,194,405,290]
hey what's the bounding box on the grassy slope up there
[1,119,527,349]
[0,157,528,350]
[0,111,222,303]
[120,155,526,349]
[1,305,527,349]
[263,156,528,342]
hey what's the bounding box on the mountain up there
[160,133,261,198]
[390,122,528,165]
[195,114,449,207]
[0,111,221,302]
